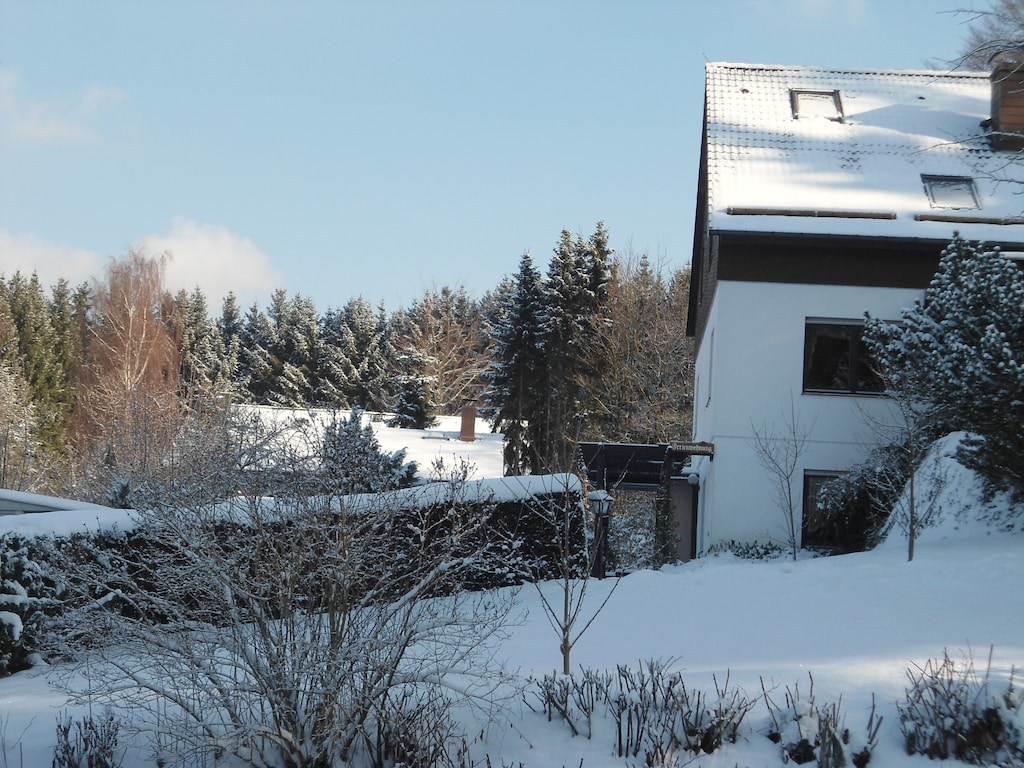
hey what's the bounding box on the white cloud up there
[136,218,285,309]
[0,69,126,145]
[0,232,105,288]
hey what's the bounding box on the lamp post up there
[588,490,613,579]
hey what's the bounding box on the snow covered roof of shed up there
[704,62,1024,241]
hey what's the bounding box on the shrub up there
[812,444,908,553]
[900,648,1023,765]
[529,659,755,759]
[52,711,122,768]
[762,673,881,767]
[0,533,61,675]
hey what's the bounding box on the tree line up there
[0,222,694,500]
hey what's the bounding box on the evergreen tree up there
[215,292,244,395]
[864,233,1024,496]
[47,279,89,442]
[0,272,69,447]
[536,223,612,470]
[482,253,547,474]
[387,350,438,429]
[171,287,228,396]
[238,302,277,403]
[335,298,395,412]
[322,408,416,493]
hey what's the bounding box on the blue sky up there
[1,0,971,312]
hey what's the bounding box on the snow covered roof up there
[0,488,118,516]
[705,62,1024,242]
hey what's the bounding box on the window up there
[790,89,844,121]
[921,175,980,210]
[803,320,883,394]
[802,471,844,550]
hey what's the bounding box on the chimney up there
[459,404,476,442]
[990,51,1024,150]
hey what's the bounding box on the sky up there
[0,0,978,313]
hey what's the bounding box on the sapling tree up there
[524,475,620,675]
[750,396,814,561]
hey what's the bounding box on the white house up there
[685,59,1024,553]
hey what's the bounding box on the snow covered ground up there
[1,440,1021,767]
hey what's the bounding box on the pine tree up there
[335,298,396,412]
[47,279,89,443]
[171,287,228,396]
[215,292,244,396]
[865,233,1024,496]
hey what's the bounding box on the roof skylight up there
[922,175,980,210]
[790,89,843,121]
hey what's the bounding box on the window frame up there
[802,318,884,396]
[921,174,980,210]
[790,89,844,122]
[802,470,845,550]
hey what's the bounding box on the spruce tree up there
[322,408,415,493]
[387,350,438,429]
[536,223,612,470]
[482,253,547,474]
[0,272,68,447]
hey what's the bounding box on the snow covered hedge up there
[0,474,586,677]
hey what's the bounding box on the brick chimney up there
[459,404,476,442]
[990,51,1024,150]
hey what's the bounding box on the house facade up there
[685,60,1024,552]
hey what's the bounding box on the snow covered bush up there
[49,483,520,768]
[530,660,755,760]
[900,648,1024,765]
[322,407,416,493]
[0,533,60,675]
[864,234,1024,500]
[812,443,908,553]
[52,710,123,768]
[762,674,881,768]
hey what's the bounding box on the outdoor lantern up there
[588,490,613,579]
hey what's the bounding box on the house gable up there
[688,62,1024,352]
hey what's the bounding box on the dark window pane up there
[855,335,884,393]
[803,473,841,549]
[804,324,852,391]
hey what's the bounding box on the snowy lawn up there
[3,527,1020,766]
[1,449,1022,767]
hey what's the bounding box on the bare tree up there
[586,253,694,444]
[526,476,620,675]
[750,396,815,561]
[956,0,1024,70]
[393,286,489,415]
[50,439,519,768]
[72,251,181,505]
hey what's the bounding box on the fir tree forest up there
[0,223,694,502]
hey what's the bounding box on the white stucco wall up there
[690,280,924,551]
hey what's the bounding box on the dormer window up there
[790,89,843,121]
[922,175,980,209]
